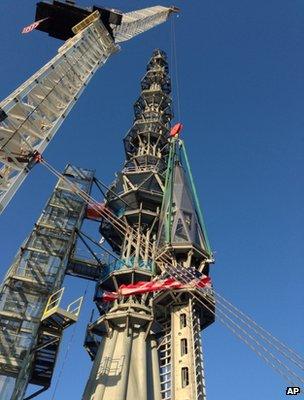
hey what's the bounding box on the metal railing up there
[43,287,83,319]
[102,256,154,278]
[66,297,83,318]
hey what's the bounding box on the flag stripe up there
[22,18,48,34]
[101,275,211,301]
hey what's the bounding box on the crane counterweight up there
[35,1,122,40]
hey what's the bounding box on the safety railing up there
[43,287,83,319]
[43,288,64,317]
[102,256,154,278]
[66,297,83,318]
[122,165,159,174]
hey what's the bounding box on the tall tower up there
[83,50,214,400]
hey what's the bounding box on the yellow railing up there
[43,287,83,319]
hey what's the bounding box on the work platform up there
[28,288,82,391]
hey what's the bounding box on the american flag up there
[22,18,48,34]
[101,274,211,302]
[169,265,203,283]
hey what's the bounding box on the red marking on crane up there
[33,152,43,164]
[170,122,183,137]
[86,203,105,220]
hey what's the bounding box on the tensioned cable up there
[199,296,300,387]
[157,258,304,385]
[40,158,304,387]
[41,158,303,366]
[42,159,129,235]
[170,16,181,121]
[160,262,304,387]
[214,292,304,370]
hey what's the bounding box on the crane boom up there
[0,4,177,215]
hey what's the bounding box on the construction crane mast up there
[0,1,178,214]
[0,165,97,399]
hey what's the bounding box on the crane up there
[0,1,178,214]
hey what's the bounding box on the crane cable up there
[167,264,304,386]
[39,158,304,388]
[170,16,181,121]
[214,291,304,370]
[41,157,304,369]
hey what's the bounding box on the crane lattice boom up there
[0,4,177,214]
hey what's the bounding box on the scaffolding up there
[0,164,94,399]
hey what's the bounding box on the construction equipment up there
[0,1,178,214]
[0,164,97,399]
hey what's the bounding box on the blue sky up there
[0,0,303,399]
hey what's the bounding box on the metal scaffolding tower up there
[0,165,96,399]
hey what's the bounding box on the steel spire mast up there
[82,49,214,400]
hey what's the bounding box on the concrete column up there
[82,330,118,400]
[137,330,148,400]
[115,327,133,400]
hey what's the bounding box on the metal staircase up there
[24,288,83,399]
[0,164,95,399]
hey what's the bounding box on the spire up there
[84,51,214,400]
[123,49,173,164]
[100,50,174,254]
[158,136,213,258]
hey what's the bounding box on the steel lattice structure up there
[0,165,96,399]
[0,1,177,214]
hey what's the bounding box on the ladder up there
[0,5,177,214]
[158,318,172,400]
[190,301,207,400]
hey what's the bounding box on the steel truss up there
[0,4,177,214]
[0,165,94,399]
